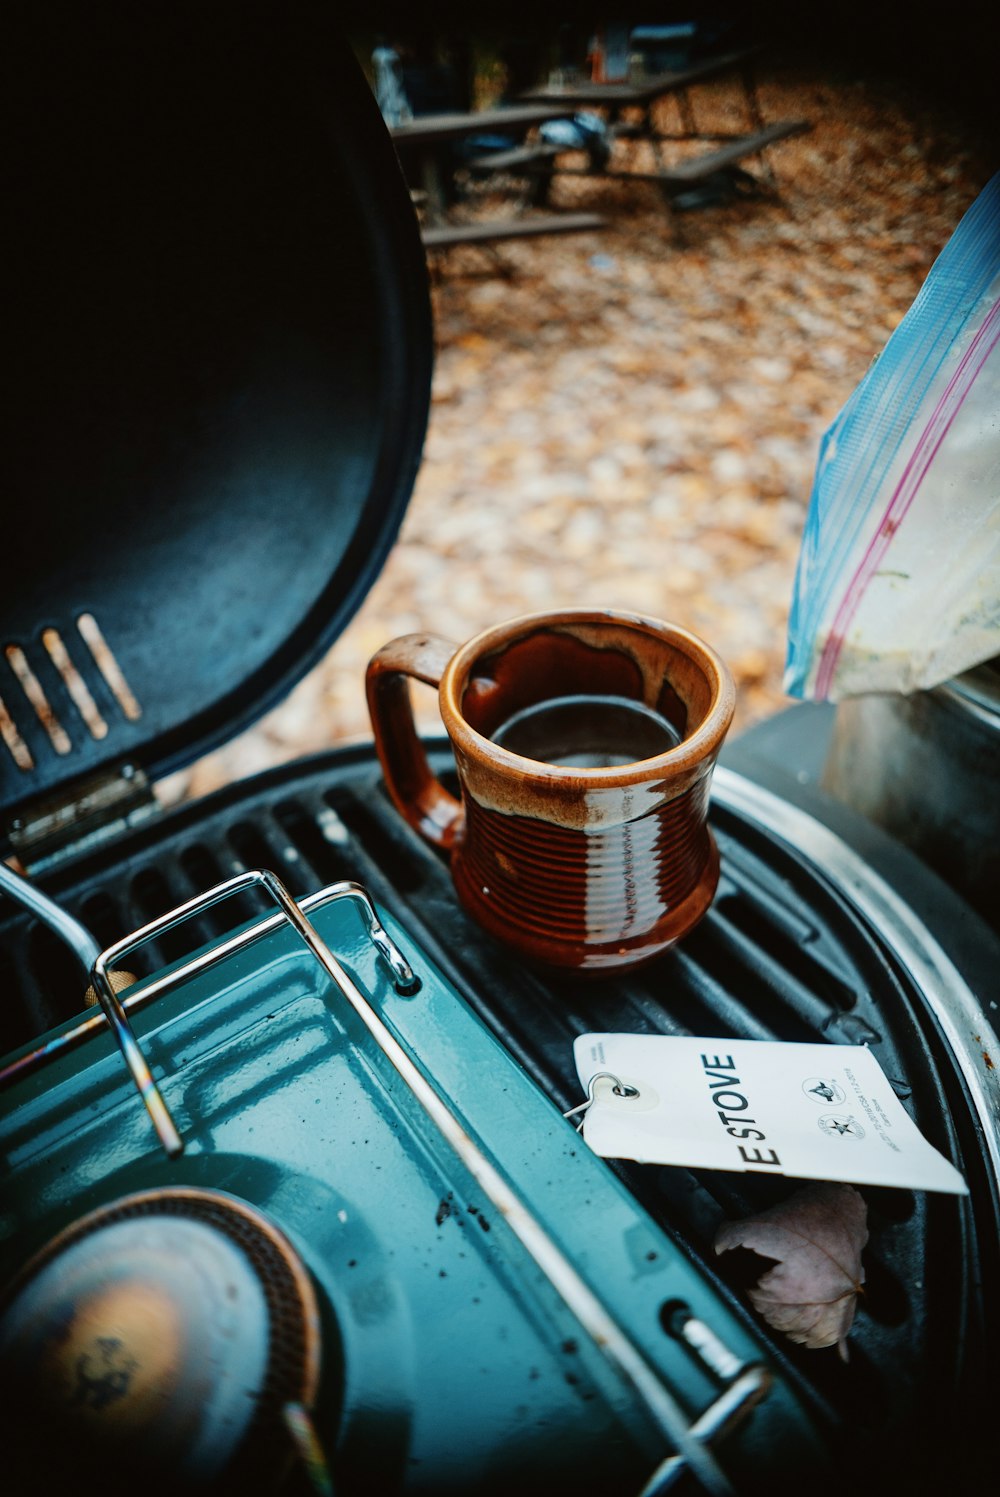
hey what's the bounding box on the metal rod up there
[350,887,419,992]
[83,876,416,1161]
[0,882,414,1089]
[635,1368,771,1496]
[0,857,181,1156]
[87,960,183,1157]
[0,858,101,975]
[675,1314,745,1385]
[662,1303,746,1384]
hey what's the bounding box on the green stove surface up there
[0,884,827,1493]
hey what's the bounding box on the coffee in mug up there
[490,692,683,767]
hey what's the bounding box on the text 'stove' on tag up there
[571,1034,967,1194]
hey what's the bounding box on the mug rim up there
[438,607,735,783]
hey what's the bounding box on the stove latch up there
[5,761,158,875]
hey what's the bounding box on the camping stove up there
[4,6,998,1492]
[1,742,998,1495]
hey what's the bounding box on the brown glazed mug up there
[365,609,735,974]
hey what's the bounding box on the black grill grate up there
[0,740,995,1485]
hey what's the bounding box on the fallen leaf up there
[714,1183,868,1359]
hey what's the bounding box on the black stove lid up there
[3,2,432,818]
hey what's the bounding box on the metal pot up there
[822,657,1000,931]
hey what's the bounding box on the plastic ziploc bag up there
[784,173,1000,701]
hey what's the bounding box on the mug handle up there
[365,634,464,851]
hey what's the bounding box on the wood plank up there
[551,121,811,190]
[390,104,570,147]
[659,120,811,182]
[464,142,561,173]
[519,46,763,108]
[422,213,605,249]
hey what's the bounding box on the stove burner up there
[0,1188,321,1493]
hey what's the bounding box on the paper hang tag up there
[572,1034,968,1195]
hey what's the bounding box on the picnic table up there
[389,104,606,252]
[519,46,811,219]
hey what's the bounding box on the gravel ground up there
[177,60,992,804]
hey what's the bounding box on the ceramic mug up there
[366,609,735,974]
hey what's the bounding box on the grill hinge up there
[4,762,159,876]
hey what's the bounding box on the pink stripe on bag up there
[816,298,1000,698]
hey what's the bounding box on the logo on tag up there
[818,1114,865,1140]
[802,1077,846,1105]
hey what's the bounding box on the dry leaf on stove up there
[714,1183,868,1360]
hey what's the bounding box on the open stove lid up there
[3,2,432,821]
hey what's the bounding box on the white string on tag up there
[563,1071,640,1132]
